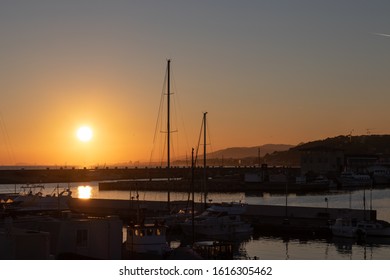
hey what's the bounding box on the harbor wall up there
[68,198,376,235]
[0,166,298,184]
[0,166,250,184]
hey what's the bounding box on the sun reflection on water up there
[77,185,92,199]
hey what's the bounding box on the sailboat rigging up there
[202,112,208,209]
[149,59,181,212]
[194,112,209,209]
[167,59,171,211]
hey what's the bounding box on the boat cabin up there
[124,223,170,258]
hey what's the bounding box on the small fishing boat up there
[331,218,363,238]
[338,171,372,188]
[331,218,390,238]
[123,222,171,259]
[367,165,390,185]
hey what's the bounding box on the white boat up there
[244,173,263,183]
[295,175,336,189]
[338,171,372,188]
[11,185,72,211]
[158,207,198,229]
[356,220,390,237]
[331,218,362,238]
[331,218,390,238]
[124,223,171,259]
[180,203,253,239]
[367,165,390,185]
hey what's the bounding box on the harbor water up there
[2,182,390,260]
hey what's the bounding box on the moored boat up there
[331,217,390,239]
[123,222,171,259]
[180,202,253,240]
[10,184,72,211]
[338,171,372,188]
[367,165,390,185]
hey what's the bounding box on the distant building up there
[300,146,344,176]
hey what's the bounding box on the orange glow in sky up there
[1,1,390,166]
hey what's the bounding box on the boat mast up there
[203,112,208,209]
[191,147,195,245]
[167,59,171,211]
[363,186,366,221]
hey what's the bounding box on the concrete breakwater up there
[98,179,332,193]
[0,166,300,184]
[0,166,270,184]
[68,198,376,236]
[98,178,245,192]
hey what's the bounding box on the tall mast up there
[203,112,208,209]
[167,59,171,211]
[191,147,195,244]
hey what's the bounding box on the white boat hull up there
[180,203,253,239]
[331,218,390,238]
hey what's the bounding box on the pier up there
[0,166,257,183]
[68,198,376,236]
[0,166,299,184]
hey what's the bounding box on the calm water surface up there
[2,182,390,259]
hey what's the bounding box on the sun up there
[77,126,93,142]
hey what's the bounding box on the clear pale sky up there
[1,1,390,166]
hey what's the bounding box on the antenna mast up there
[203,112,208,209]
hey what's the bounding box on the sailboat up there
[123,60,175,259]
[180,113,253,240]
[180,202,253,240]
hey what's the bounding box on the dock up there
[0,166,273,184]
[68,198,376,236]
[98,178,246,192]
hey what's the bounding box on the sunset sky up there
[1,1,390,166]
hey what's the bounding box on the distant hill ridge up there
[293,134,390,155]
[205,135,390,167]
[207,144,294,159]
[261,134,390,166]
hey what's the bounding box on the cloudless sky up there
[0,0,390,166]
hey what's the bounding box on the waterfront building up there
[0,219,50,259]
[0,213,122,259]
[300,146,344,176]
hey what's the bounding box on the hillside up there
[207,144,294,159]
[172,135,390,167]
[293,135,390,155]
[262,134,390,167]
